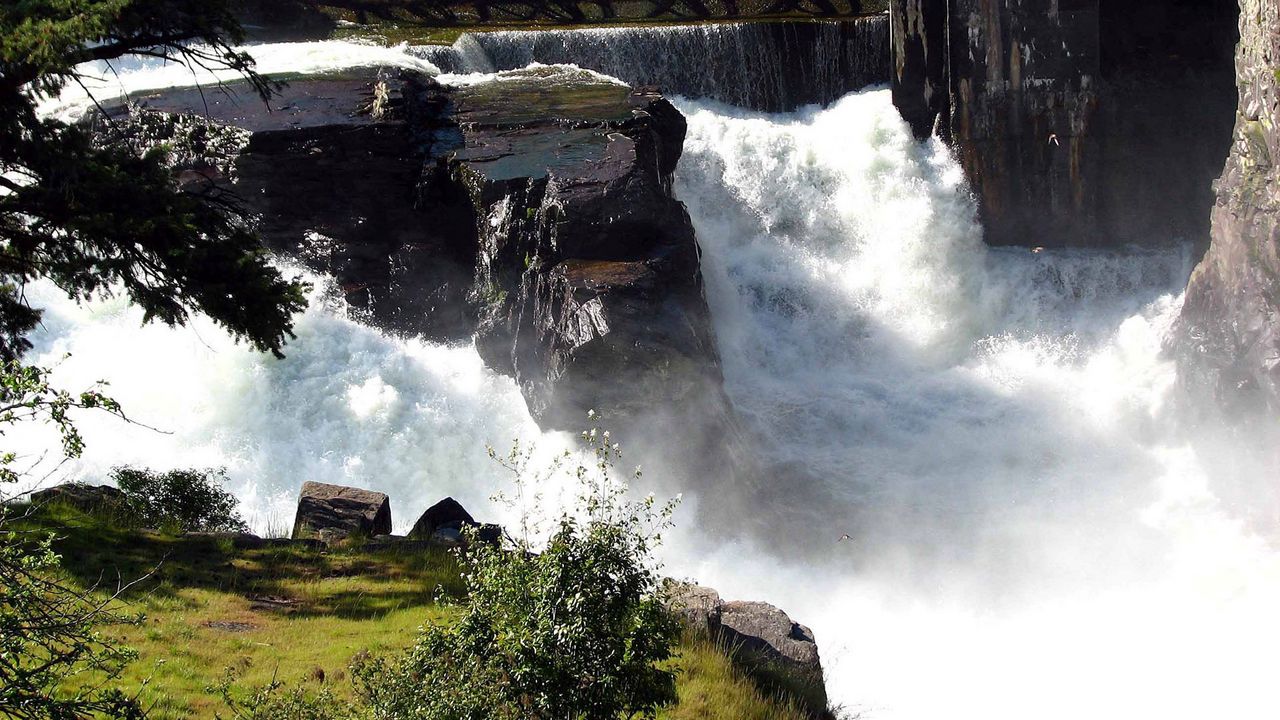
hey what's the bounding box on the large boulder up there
[719,600,822,670]
[665,582,825,706]
[409,497,474,539]
[291,481,391,541]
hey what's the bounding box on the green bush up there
[351,416,682,720]
[112,466,248,533]
[0,361,143,719]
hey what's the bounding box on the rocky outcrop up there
[428,68,726,429]
[292,481,393,541]
[122,67,742,458]
[666,583,827,707]
[890,0,1238,248]
[1173,0,1280,416]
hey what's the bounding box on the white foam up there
[671,89,1280,720]
[21,40,1280,719]
[39,40,439,122]
[13,270,571,534]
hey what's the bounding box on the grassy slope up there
[20,504,814,720]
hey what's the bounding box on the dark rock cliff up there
[119,68,748,478]
[890,0,1238,249]
[421,67,729,430]
[1173,0,1280,416]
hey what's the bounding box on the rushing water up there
[416,16,889,111]
[19,35,1280,720]
[668,92,1280,719]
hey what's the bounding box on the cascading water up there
[416,16,889,111]
[20,29,1280,720]
[12,269,567,533]
[667,91,1280,719]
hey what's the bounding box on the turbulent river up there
[19,36,1280,720]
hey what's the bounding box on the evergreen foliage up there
[0,0,306,361]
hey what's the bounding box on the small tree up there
[353,415,681,720]
[0,360,145,720]
[112,466,248,533]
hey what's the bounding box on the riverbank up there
[13,500,828,719]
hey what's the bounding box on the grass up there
[13,502,821,720]
[660,632,818,720]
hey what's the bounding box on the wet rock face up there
[423,68,729,431]
[1173,0,1280,416]
[889,0,1238,248]
[120,72,479,342]
[123,68,738,450]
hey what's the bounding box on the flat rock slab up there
[124,72,387,132]
[292,481,392,540]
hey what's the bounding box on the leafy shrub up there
[351,416,682,720]
[112,466,248,533]
[0,361,143,719]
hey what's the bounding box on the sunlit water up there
[17,40,1280,720]
[668,91,1280,720]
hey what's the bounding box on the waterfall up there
[668,90,1280,720]
[416,16,890,111]
[22,31,1280,720]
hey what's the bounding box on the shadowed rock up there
[1173,0,1280,418]
[719,600,821,669]
[409,496,475,538]
[292,481,392,541]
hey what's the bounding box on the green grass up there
[13,503,820,719]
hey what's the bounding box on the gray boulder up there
[292,481,391,541]
[719,600,821,669]
[665,582,723,632]
[665,583,825,707]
